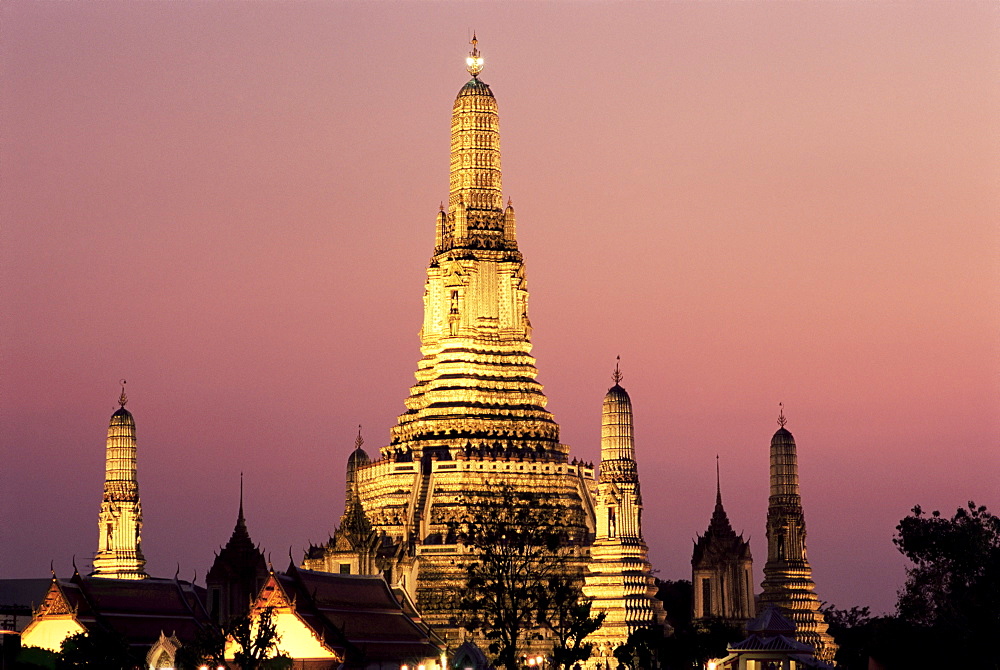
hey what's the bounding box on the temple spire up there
[612,356,623,386]
[759,414,837,661]
[92,382,147,580]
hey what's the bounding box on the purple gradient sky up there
[2,2,998,615]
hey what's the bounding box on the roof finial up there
[612,355,623,385]
[355,425,364,450]
[118,379,128,407]
[716,455,722,505]
[466,33,484,77]
[238,472,245,522]
[777,402,787,428]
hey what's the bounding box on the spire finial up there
[466,33,484,76]
[118,379,128,407]
[777,402,787,428]
[716,455,722,504]
[612,356,623,385]
[239,472,245,522]
[355,425,364,450]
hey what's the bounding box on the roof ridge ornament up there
[466,33,484,77]
[612,355,623,385]
[119,379,128,407]
[777,402,787,428]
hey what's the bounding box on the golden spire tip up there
[777,402,787,428]
[612,355,623,385]
[118,379,128,407]
[466,33,484,77]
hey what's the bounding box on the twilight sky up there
[2,1,997,616]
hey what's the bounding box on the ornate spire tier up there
[759,405,837,662]
[92,381,147,580]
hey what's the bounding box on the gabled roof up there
[262,563,443,664]
[28,573,211,650]
[746,604,796,634]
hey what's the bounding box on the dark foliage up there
[889,501,1000,668]
[450,483,581,670]
[227,607,292,670]
[537,576,606,670]
[827,501,1000,670]
[56,629,137,670]
[173,619,226,669]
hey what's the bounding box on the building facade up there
[691,459,754,628]
[757,408,837,662]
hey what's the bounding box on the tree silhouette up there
[451,483,583,670]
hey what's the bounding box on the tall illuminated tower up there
[583,361,666,663]
[758,406,836,661]
[305,38,596,645]
[91,383,147,580]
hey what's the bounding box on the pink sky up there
[2,2,997,615]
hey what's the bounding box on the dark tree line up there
[824,501,1000,670]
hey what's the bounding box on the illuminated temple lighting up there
[91,380,148,580]
[582,361,666,661]
[302,37,614,651]
[757,406,837,662]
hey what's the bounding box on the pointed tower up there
[206,476,268,623]
[758,406,837,661]
[691,458,754,628]
[310,38,597,645]
[583,360,666,664]
[92,382,147,579]
[391,33,560,459]
[304,428,380,577]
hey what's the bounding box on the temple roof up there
[458,77,494,97]
[268,564,443,663]
[747,605,797,634]
[206,491,266,582]
[771,426,795,444]
[29,573,210,650]
[692,462,751,565]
